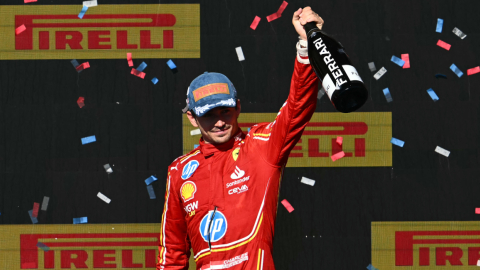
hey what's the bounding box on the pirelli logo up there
[372,221,480,269]
[0,5,200,59]
[182,112,392,167]
[0,224,160,269]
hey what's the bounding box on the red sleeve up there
[252,57,319,166]
[157,170,191,270]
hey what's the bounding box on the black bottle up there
[303,22,368,113]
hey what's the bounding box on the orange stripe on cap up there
[192,83,230,102]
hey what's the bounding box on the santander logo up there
[230,166,245,179]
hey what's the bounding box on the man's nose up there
[214,119,226,127]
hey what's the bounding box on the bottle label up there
[342,65,363,82]
[322,73,336,99]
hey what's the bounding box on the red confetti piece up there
[436,40,451,50]
[250,16,261,30]
[401,54,410,69]
[77,97,85,108]
[127,52,133,67]
[24,0,37,2]
[276,1,288,16]
[131,68,146,79]
[336,136,343,145]
[467,66,480,76]
[331,151,345,162]
[476,208,480,214]
[32,202,40,218]
[15,24,26,35]
[266,13,279,22]
[281,199,294,213]
[75,62,90,72]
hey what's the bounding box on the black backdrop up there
[1,0,480,269]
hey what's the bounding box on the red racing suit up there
[157,53,318,270]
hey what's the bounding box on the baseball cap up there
[186,72,237,117]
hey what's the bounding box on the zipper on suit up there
[207,205,217,250]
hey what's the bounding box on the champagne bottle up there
[304,22,368,113]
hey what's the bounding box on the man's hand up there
[292,7,324,41]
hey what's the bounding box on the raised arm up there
[157,171,191,270]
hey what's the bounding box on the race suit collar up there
[199,128,245,157]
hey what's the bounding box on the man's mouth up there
[211,127,229,135]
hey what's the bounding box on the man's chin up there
[209,132,231,144]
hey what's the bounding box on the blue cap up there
[187,72,237,117]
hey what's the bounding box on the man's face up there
[187,100,241,145]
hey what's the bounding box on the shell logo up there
[180,181,197,202]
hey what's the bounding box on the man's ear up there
[236,99,241,117]
[186,111,199,127]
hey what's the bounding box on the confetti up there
[191,129,201,136]
[467,66,480,76]
[367,264,379,270]
[250,16,261,30]
[77,97,85,108]
[450,64,463,77]
[151,77,159,85]
[36,242,49,252]
[391,138,405,147]
[235,46,245,61]
[266,13,279,22]
[435,74,447,79]
[75,62,90,72]
[317,87,325,99]
[81,135,96,145]
[477,259,480,266]
[15,24,26,35]
[435,146,450,157]
[24,0,37,3]
[331,151,345,161]
[126,53,133,67]
[41,196,50,211]
[281,199,294,213]
[145,175,158,185]
[427,88,439,101]
[83,0,98,7]
[401,54,410,69]
[131,68,146,79]
[73,217,88,224]
[194,144,199,149]
[32,202,40,218]
[391,55,405,67]
[103,164,113,174]
[336,136,343,145]
[167,59,177,69]
[136,62,147,72]
[436,40,451,50]
[300,177,315,186]
[476,208,480,214]
[147,185,156,199]
[452,27,466,39]
[267,1,288,22]
[368,62,376,72]
[383,88,393,103]
[28,210,38,224]
[78,5,88,19]
[373,67,387,80]
[97,192,111,204]
[71,59,80,70]
[436,18,443,33]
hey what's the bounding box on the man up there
[158,7,324,270]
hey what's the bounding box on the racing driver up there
[158,7,324,270]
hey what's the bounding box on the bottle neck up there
[304,22,319,37]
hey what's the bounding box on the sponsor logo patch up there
[180,181,196,202]
[184,200,198,217]
[199,211,228,243]
[230,166,245,180]
[226,176,250,188]
[228,184,248,195]
[182,160,199,180]
[193,83,229,102]
[232,147,240,161]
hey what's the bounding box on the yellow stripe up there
[253,133,270,137]
[158,177,171,264]
[180,150,200,161]
[257,249,261,270]
[195,214,264,262]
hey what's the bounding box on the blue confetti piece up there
[167,59,177,69]
[436,18,443,33]
[136,62,147,72]
[78,5,88,19]
[37,242,50,252]
[71,59,79,68]
[81,135,96,145]
[450,64,463,78]
[366,264,379,270]
[73,217,88,224]
[382,88,393,102]
[28,210,38,224]
[435,73,447,79]
[147,185,156,199]
[144,175,158,185]
[194,144,199,149]
[427,88,439,101]
[390,56,405,67]
[391,137,405,147]
[151,77,159,85]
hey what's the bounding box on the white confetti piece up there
[317,87,325,99]
[83,0,98,7]
[235,47,245,61]
[368,62,376,72]
[435,146,450,157]
[373,67,387,80]
[97,192,111,204]
[103,164,113,174]
[300,177,315,186]
[190,129,201,136]
[41,196,50,211]
[452,27,466,39]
